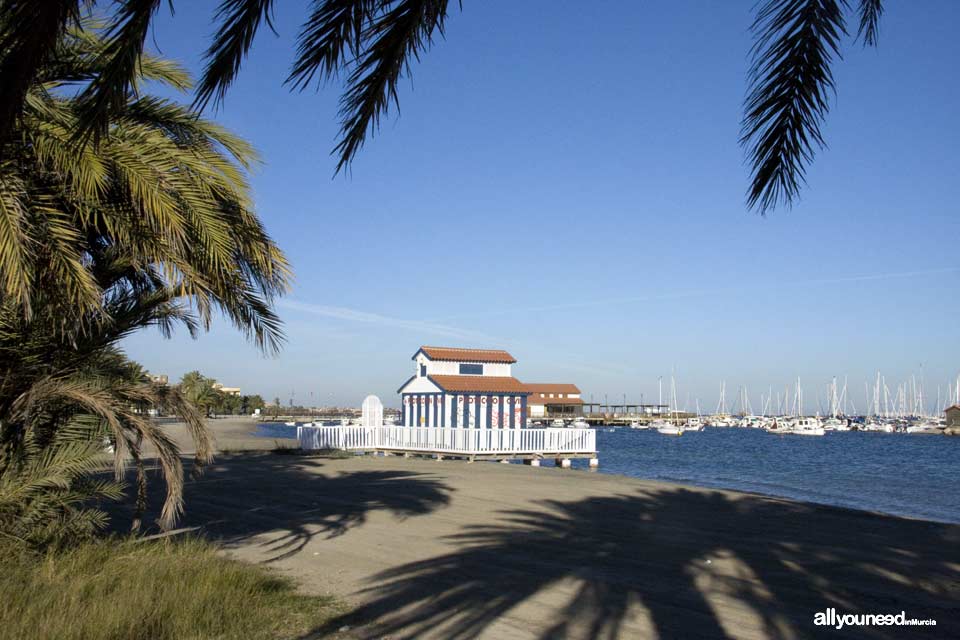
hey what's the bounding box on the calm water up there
[256,424,960,524]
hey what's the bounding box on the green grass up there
[0,537,343,640]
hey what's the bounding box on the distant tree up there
[0,0,890,213]
[178,372,220,417]
[244,395,266,414]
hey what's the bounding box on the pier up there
[297,425,598,465]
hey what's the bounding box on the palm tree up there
[0,20,291,346]
[0,24,290,533]
[179,371,219,418]
[0,1,888,213]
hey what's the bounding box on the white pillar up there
[444,394,453,428]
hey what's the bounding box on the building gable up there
[398,375,442,394]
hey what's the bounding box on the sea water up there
[255,423,960,524]
[576,428,960,524]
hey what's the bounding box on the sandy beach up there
[129,419,960,639]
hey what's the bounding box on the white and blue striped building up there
[398,346,531,428]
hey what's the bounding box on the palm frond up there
[856,0,882,46]
[0,170,34,316]
[194,0,277,111]
[327,0,451,172]
[741,0,847,214]
[0,418,122,550]
[0,0,80,135]
[73,0,165,143]
[287,0,378,88]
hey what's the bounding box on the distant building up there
[525,384,583,419]
[398,346,530,428]
[212,383,241,396]
[946,404,960,427]
[148,374,168,385]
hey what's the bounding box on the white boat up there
[784,416,825,436]
[550,419,566,428]
[822,417,848,431]
[284,421,297,427]
[340,418,349,426]
[656,423,684,436]
[906,422,943,435]
[764,418,789,433]
[862,420,894,433]
[684,417,703,431]
[571,418,590,428]
[629,421,649,429]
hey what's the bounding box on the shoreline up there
[161,418,960,526]
[133,419,960,638]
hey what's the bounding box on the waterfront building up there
[398,346,530,427]
[525,384,584,419]
[946,404,960,427]
[397,346,584,427]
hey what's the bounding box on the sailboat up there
[657,375,684,436]
[685,399,704,431]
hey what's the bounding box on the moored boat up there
[656,423,684,436]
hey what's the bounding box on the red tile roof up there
[416,346,516,364]
[524,383,581,395]
[429,375,530,394]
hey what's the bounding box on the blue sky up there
[122,1,960,412]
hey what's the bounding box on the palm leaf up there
[194,0,277,111]
[856,0,883,46]
[741,0,847,214]
[330,0,451,172]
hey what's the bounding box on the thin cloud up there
[278,300,506,345]
[432,267,960,322]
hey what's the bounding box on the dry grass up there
[0,537,342,640]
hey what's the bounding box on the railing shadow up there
[312,488,960,639]
[107,452,454,562]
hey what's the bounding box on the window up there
[420,364,427,377]
[459,363,483,375]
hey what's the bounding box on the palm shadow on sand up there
[312,487,960,639]
[108,452,454,562]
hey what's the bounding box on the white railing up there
[297,425,596,455]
